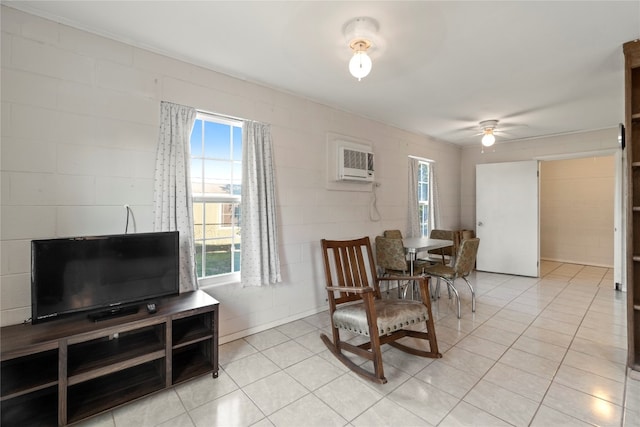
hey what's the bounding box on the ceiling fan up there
[479,119,499,147]
[452,116,528,149]
[473,119,526,149]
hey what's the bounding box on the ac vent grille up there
[337,145,374,182]
[343,149,369,170]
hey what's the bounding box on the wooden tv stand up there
[0,290,219,426]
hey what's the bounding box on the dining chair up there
[426,229,458,265]
[375,236,430,297]
[383,229,403,239]
[383,229,438,267]
[424,237,480,318]
[320,237,441,384]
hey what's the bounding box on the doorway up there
[537,149,626,291]
[476,149,626,290]
[539,156,615,267]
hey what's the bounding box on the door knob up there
[478,221,484,226]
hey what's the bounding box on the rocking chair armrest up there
[325,285,375,294]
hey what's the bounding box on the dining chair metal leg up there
[431,277,440,300]
[440,278,461,318]
[462,277,476,312]
[438,280,454,301]
[450,282,461,318]
[434,278,448,300]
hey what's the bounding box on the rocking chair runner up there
[320,237,441,384]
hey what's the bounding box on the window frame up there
[219,202,239,230]
[417,160,431,237]
[191,112,243,287]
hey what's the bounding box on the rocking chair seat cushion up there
[333,299,429,336]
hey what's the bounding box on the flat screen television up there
[31,231,180,323]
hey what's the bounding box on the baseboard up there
[540,257,613,269]
[219,305,328,345]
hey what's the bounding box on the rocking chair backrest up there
[321,237,381,305]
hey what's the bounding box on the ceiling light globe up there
[481,133,495,147]
[349,51,372,81]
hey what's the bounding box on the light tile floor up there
[79,261,640,427]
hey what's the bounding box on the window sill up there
[198,273,240,289]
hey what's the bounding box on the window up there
[417,161,430,237]
[190,112,242,280]
[220,203,240,229]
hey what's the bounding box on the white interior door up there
[476,160,539,277]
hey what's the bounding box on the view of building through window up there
[190,113,242,279]
[417,161,430,237]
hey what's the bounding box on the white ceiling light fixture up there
[344,17,379,81]
[480,120,499,147]
[349,40,372,81]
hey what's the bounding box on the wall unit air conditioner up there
[337,144,374,182]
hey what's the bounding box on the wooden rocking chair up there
[319,237,441,384]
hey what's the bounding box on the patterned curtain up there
[407,157,421,237]
[240,121,282,286]
[429,162,441,232]
[153,101,198,292]
[407,157,440,237]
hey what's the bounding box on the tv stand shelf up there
[0,290,219,426]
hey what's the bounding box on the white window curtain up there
[429,162,441,231]
[240,121,282,287]
[407,157,441,237]
[408,157,421,237]
[153,101,198,292]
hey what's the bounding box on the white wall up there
[540,156,615,267]
[461,128,620,231]
[0,7,462,339]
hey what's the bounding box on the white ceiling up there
[6,1,640,146]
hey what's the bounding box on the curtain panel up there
[407,157,440,237]
[153,101,198,292]
[428,162,441,232]
[407,157,421,237]
[240,121,282,287]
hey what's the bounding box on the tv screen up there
[31,231,180,323]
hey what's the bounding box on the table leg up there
[409,252,416,299]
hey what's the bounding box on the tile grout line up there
[427,270,557,426]
[174,262,626,427]
[527,265,625,426]
[432,263,610,425]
